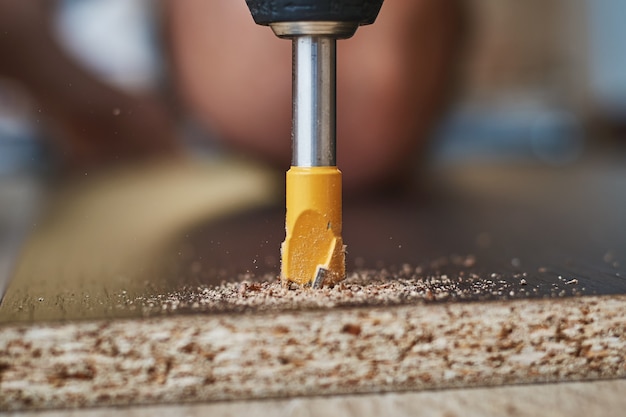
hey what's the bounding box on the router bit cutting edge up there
[245,1,384,287]
[283,166,344,287]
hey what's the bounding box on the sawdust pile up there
[119,260,583,316]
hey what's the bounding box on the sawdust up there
[119,257,583,316]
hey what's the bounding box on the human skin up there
[165,0,464,191]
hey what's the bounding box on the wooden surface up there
[0,157,625,411]
[1,158,625,322]
[2,294,624,410]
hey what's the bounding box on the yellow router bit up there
[245,1,384,287]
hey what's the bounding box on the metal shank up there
[292,35,336,167]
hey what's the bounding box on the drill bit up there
[245,1,384,287]
[275,23,355,287]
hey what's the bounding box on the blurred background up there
[433,0,624,164]
[3,0,626,173]
[1,0,626,293]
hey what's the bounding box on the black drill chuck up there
[245,0,384,26]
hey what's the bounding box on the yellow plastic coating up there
[281,166,345,286]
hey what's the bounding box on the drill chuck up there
[245,0,383,26]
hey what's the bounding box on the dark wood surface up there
[184,162,626,291]
[1,159,625,323]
